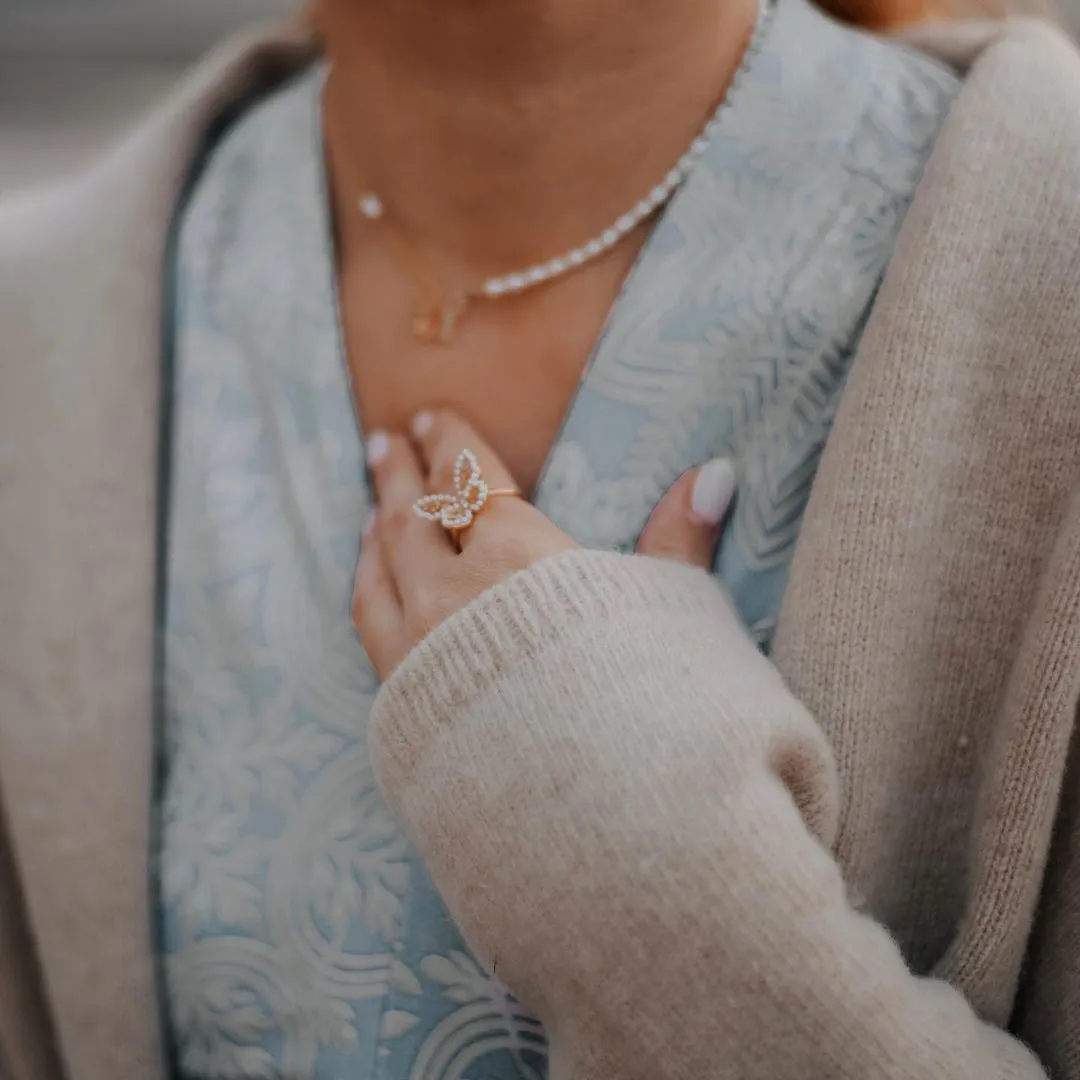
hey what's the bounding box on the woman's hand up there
[353,409,736,679]
[353,410,575,678]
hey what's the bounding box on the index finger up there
[367,428,454,576]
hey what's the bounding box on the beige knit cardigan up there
[1,12,1079,1080]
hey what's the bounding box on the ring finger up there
[410,410,522,549]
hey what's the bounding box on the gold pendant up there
[411,291,468,345]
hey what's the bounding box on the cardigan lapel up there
[0,25,313,1080]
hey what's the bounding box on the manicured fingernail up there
[690,457,736,525]
[412,411,434,438]
[366,430,389,465]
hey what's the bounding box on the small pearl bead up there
[507,273,527,291]
[601,228,619,247]
[527,267,546,283]
[568,249,586,265]
[484,279,506,296]
[585,239,604,257]
[616,213,635,232]
[358,194,383,219]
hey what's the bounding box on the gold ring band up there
[413,449,521,537]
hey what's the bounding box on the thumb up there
[637,457,736,568]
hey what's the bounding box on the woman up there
[0,0,1078,1076]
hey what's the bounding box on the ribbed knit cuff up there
[370,548,745,780]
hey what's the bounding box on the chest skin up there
[336,223,648,496]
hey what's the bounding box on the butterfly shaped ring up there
[413,448,521,543]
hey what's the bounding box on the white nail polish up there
[690,457,736,525]
[412,411,434,438]
[366,430,390,465]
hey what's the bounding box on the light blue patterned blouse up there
[160,1,959,1077]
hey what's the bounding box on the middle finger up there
[412,410,519,497]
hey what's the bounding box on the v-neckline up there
[301,0,914,559]
[304,3,784,523]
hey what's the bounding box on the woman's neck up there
[319,0,759,275]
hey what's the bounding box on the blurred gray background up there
[0,0,293,193]
[2,0,1079,195]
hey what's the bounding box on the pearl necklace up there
[353,0,772,343]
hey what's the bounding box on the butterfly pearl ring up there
[413,448,521,543]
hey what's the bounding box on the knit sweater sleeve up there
[370,548,1048,1079]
